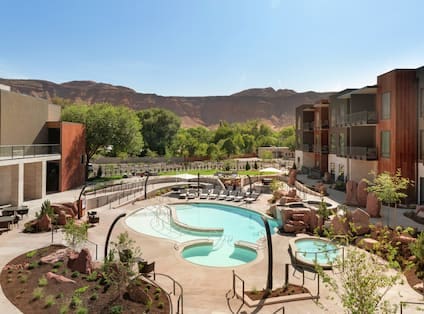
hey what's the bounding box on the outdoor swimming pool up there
[126,203,280,267]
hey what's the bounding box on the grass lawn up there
[158,170,266,176]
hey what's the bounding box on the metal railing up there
[346,111,377,125]
[231,270,245,305]
[302,144,313,152]
[303,121,314,131]
[294,246,345,273]
[348,146,377,160]
[0,144,60,160]
[400,301,424,313]
[153,272,184,314]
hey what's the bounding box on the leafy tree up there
[410,231,424,279]
[220,138,237,157]
[317,248,400,314]
[62,103,143,178]
[279,126,296,151]
[63,219,88,251]
[365,169,411,226]
[137,108,180,156]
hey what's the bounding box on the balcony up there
[348,146,377,160]
[303,121,314,131]
[302,144,313,152]
[346,111,377,125]
[313,145,329,154]
[0,144,61,160]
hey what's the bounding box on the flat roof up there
[338,85,377,99]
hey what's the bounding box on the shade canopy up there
[259,167,282,173]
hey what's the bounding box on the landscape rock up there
[127,282,152,304]
[288,169,297,186]
[345,180,358,206]
[40,248,70,264]
[356,180,368,207]
[37,214,52,232]
[67,248,93,274]
[350,208,370,235]
[330,215,349,235]
[46,271,76,284]
[366,192,381,217]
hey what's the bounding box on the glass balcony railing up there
[302,144,313,152]
[348,146,377,160]
[303,121,314,131]
[347,111,377,125]
[0,144,61,160]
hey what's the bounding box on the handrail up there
[153,272,184,314]
[232,270,245,304]
[85,239,98,260]
[400,301,424,314]
[295,246,345,271]
[0,144,60,160]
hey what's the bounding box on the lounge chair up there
[217,190,228,200]
[225,190,237,201]
[208,189,219,199]
[178,189,187,199]
[244,192,260,203]
[234,192,245,202]
[186,189,197,199]
[199,189,209,199]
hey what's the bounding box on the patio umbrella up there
[259,167,282,173]
[174,173,198,180]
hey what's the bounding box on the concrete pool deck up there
[0,181,423,313]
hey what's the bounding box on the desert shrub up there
[32,287,44,300]
[38,276,48,287]
[44,295,55,308]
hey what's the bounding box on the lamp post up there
[261,216,273,291]
[77,184,87,220]
[144,172,150,200]
[104,213,126,261]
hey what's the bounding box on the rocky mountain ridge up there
[0,78,333,128]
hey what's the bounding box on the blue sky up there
[1,0,423,96]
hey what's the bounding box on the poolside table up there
[1,205,29,219]
[0,215,15,230]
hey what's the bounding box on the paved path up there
[0,178,423,313]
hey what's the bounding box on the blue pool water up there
[126,203,279,267]
[294,238,340,265]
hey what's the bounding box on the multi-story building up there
[295,104,314,172]
[377,69,418,203]
[418,66,424,203]
[296,65,424,203]
[313,99,329,177]
[328,86,378,182]
[0,86,85,206]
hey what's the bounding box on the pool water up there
[126,203,279,267]
[294,238,339,265]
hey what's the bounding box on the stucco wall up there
[0,166,13,205]
[0,90,55,145]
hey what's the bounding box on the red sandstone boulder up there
[127,282,151,304]
[292,213,305,221]
[37,214,52,232]
[288,169,297,186]
[350,208,370,235]
[287,189,297,198]
[52,204,75,218]
[41,248,70,264]
[345,180,358,206]
[330,215,349,235]
[67,248,93,274]
[366,193,381,217]
[46,272,76,284]
[356,180,368,207]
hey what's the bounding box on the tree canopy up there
[137,108,180,156]
[61,103,143,162]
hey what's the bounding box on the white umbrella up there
[259,167,282,173]
[174,173,198,180]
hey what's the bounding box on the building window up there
[381,130,391,158]
[330,162,335,174]
[382,92,391,120]
[339,133,345,156]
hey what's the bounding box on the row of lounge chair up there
[178,188,261,203]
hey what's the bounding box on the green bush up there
[38,276,48,287]
[32,287,44,300]
[109,305,123,314]
[44,295,55,308]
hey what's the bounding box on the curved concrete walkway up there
[0,182,423,313]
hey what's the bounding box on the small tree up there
[317,248,400,313]
[245,161,251,171]
[36,199,54,219]
[103,232,142,301]
[410,231,424,279]
[365,169,411,226]
[63,219,88,251]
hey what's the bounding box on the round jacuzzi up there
[289,236,341,269]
